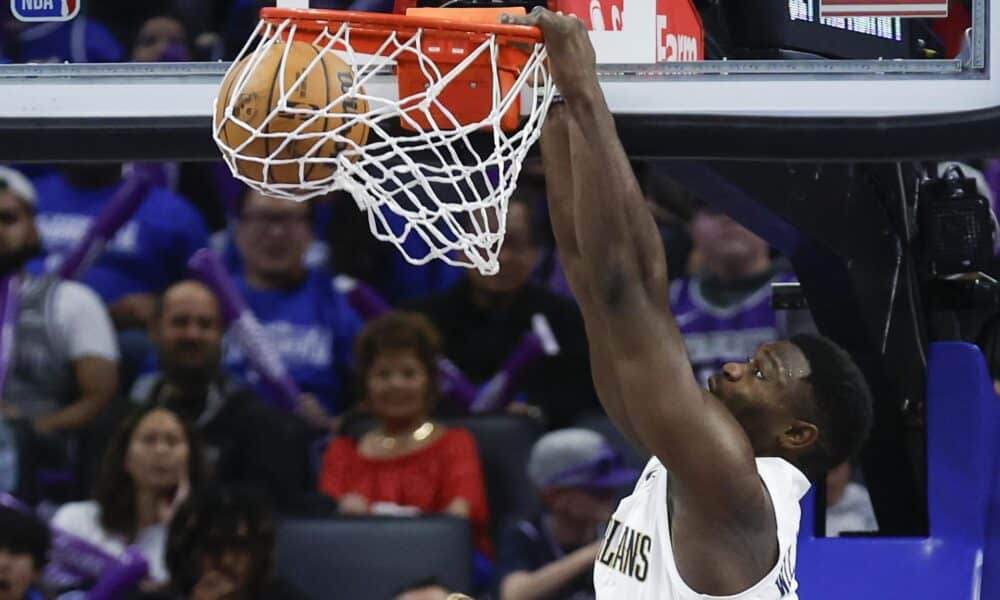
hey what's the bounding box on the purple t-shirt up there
[671,272,794,385]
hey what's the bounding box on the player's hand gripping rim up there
[500,7,598,103]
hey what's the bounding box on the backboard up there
[0,0,994,161]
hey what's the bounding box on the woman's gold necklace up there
[378,421,435,450]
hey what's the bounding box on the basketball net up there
[214,9,555,275]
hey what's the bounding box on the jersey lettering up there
[598,518,652,582]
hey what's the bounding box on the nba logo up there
[10,0,79,22]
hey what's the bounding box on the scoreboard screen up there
[723,0,914,59]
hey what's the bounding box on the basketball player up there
[501,8,874,598]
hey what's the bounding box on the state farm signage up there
[656,0,702,61]
[550,0,703,62]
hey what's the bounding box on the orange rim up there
[259,7,543,45]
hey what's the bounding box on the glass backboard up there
[0,0,993,163]
[0,0,989,120]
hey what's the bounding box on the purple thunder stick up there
[0,275,18,404]
[85,546,151,600]
[188,248,301,413]
[0,494,150,596]
[333,275,480,409]
[470,313,561,414]
[56,165,156,280]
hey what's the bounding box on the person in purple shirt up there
[671,204,813,386]
[223,189,362,424]
[32,164,209,330]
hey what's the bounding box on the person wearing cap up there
[0,166,118,496]
[495,429,637,600]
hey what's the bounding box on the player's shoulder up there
[754,457,811,520]
[754,457,810,497]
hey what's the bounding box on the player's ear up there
[779,419,819,452]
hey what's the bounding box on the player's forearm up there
[500,543,599,600]
[540,104,583,266]
[540,111,590,302]
[563,86,651,305]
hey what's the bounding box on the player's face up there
[0,547,38,600]
[365,349,432,424]
[125,409,190,493]
[156,283,224,377]
[707,342,813,451]
[236,192,312,283]
[468,203,540,295]
[0,193,37,262]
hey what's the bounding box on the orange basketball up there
[216,40,370,185]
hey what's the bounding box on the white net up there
[213,12,555,275]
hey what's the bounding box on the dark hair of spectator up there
[129,11,191,55]
[353,311,442,403]
[94,404,206,539]
[0,506,51,569]
[150,279,220,326]
[789,333,874,480]
[237,186,315,221]
[165,485,276,596]
[508,184,544,247]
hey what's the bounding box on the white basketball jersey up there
[594,456,810,600]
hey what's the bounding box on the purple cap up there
[528,429,638,490]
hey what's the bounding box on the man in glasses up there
[224,189,362,429]
[496,429,637,600]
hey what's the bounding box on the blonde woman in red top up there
[319,311,491,556]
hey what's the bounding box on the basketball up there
[216,40,370,185]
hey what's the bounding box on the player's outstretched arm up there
[540,102,645,453]
[506,8,765,516]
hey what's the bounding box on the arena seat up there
[274,515,472,600]
[444,414,545,530]
[796,342,1000,598]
